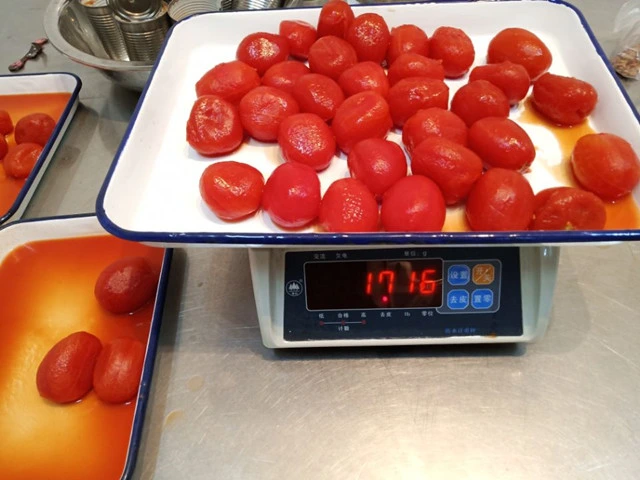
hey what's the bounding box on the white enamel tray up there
[97,0,640,247]
[0,214,172,480]
[0,72,81,225]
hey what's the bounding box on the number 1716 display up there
[304,259,443,311]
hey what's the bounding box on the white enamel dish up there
[0,214,172,479]
[97,0,640,246]
[0,72,81,225]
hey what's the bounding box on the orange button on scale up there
[472,264,494,285]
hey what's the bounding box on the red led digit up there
[367,265,437,298]
[378,270,395,294]
[419,268,437,294]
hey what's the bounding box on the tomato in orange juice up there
[0,234,165,480]
[0,93,71,217]
[517,99,640,230]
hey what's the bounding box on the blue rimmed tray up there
[97,0,640,246]
[0,214,172,480]
[0,72,81,225]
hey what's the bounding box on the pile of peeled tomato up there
[186,0,640,233]
[36,256,158,406]
[0,110,55,180]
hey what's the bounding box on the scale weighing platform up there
[250,245,559,348]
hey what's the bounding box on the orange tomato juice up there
[0,234,165,480]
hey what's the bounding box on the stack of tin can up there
[80,0,169,62]
[167,0,231,22]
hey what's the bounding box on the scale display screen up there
[282,248,524,341]
[305,259,443,310]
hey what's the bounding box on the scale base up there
[249,246,559,349]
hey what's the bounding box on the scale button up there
[447,289,469,310]
[472,264,495,285]
[471,289,494,309]
[447,265,470,286]
[285,280,303,297]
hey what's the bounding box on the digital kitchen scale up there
[249,245,559,348]
[95,2,640,351]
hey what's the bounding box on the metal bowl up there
[44,0,155,91]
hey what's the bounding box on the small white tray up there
[0,214,172,480]
[0,72,81,225]
[97,0,640,247]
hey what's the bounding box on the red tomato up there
[93,337,145,404]
[279,20,317,60]
[319,178,379,232]
[0,135,7,161]
[347,138,407,197]
[387,77,449,128]
[262,61,310,94]
[411,137,483,205]
[344,13,390,64]
[532,187,563,212]
[36,331,102,404]
[531,187,606,230]
[468,117,535,171]
[402,107,468,154]
[387,53,445,86]
[317,0,355,38]
[469,62,531,105]
[3,143,42,179]
[195,61,260,103]
[239,86,299,142]
[199,161,264,221]
[236,32,290,76]
[332,91,393,153]
[450,80,510,127]
[0,109,13,135]
[14,113,55,146]
[338,61,389,97]
[279,113,336,171]
[186,95,244,157]
[428,26,475,78]
[262,162,321,228]
[308,35,358,80]
[381,175,446,232]
[466,168,535,231]
[571,133,640,200]
[292,73,345,122]
[386,24,429,66]
[532,73,598,126]
[94,256,159,315]
[487,28,552,81]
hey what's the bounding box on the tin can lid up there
[107,0,163,20]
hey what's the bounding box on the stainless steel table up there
[4,1,640,478]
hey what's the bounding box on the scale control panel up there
[281,247,523,342]
[439,260,501,314]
